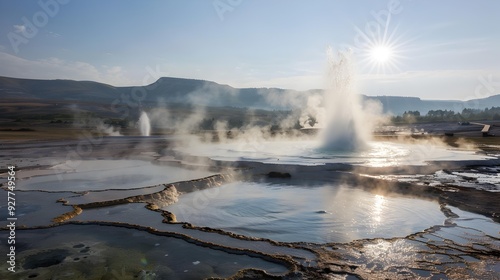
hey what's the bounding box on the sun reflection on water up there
[176,139,490,168]
[361,240,418,268]
[371,194,386,225]
[362,142,411,167]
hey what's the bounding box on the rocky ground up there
[0,137,499,279]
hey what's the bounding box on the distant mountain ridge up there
[1,75,499,115]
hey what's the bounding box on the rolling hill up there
[1,75,499,116]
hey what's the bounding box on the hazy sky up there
[0,0,499,100]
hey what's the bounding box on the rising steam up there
[320,48,369,151]
[139,111,151,136]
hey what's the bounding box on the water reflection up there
[175,140,491,167]
[371,195,385,224]
[357,239,419,268]
[165,182,445,243]
[0,224,288,279]
[16,160,215,191]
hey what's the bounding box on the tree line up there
[392,107,500,123]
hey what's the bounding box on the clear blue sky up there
[0,0,499,100]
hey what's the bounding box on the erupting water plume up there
[139,111,151,136]
[320,48,368,151]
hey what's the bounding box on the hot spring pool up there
[165,181,446,243]
[175,139,491,167]
[16,159,215,192]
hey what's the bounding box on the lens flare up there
[352,14,410,74]
[370,45,393,64]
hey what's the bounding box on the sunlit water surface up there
[16,160,214,191]
[176,140,491,166]
[165,181,445,243]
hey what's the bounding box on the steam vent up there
[1,1,500,279]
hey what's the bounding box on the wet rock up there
[162,211,177,223]
[140,186,179,208]
[79,248,90,253]
[52,206,83,223]
[138,270,157,280]
[267,172,292,178]
[175,174,234,192]
[23,249,70,269]
[224,268,283,279]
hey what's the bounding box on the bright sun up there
[354,15,409,74]
[370,45,393,64]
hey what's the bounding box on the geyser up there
[139,111,151,136]
[320,48,368,151]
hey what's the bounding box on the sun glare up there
[370,45,393,64]
[354,17,409,74]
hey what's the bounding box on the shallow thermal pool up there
[175,139,492,167]
[165,181,446,243]
[0,224,288,279]
[16,159,214,192]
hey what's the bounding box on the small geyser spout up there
[320,48,368,151]
[139,111,151,136]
